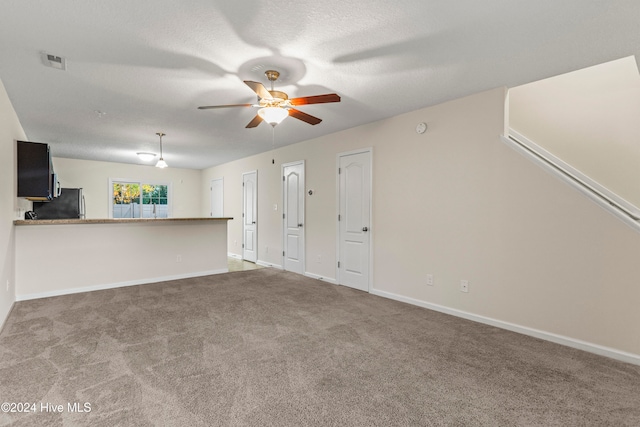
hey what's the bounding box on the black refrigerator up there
[33,188,85,219]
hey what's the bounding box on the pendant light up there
[155,132,168,168]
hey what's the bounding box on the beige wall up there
[202,87,640,358]
[53,157,203,219]
[0,78,27,330]
[509,56,640,208]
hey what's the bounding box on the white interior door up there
[282,161,305,274]
[243,171,257,263]
[338,150,371,291]
[210,178,223,217]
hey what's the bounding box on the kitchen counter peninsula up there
[14,217,233,300]
[14,217,232,225]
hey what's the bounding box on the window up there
[111,180,170,218]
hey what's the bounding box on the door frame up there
[336,148,373,292]
[281,160,305,274]
[242,170,258,263]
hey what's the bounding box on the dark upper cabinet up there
[17,140,58,201]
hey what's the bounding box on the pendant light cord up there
[156,132,165,158]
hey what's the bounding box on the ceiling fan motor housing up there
[261,70,288,106]
[261,90,289,108]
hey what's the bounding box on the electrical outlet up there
[176,254,182,263]
[460,280,469,293]
[266,246,269,254]
[426,274,434,286]
[5,280,9,292]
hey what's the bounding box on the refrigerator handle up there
[53,174,61,197]
[81,195,86,219]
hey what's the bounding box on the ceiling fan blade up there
[288,108,322,125]
[245,114,263,128]
[244,81,272,100]
[289,93,341,106]
[198,103,254,110]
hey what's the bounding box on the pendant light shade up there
[258,107,288,126]
[155,132,168,168]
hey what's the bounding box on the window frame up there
[108,178,172,219]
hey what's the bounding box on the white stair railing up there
[501,129,640,232]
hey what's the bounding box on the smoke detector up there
[41,52,66,70]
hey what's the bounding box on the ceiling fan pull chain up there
[271,126,276,164]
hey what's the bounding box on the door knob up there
[252,221,256,224]
[362,226,368,232]
[298,223,303,227]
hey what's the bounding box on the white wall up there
[0,78,27,330]
[202,87,640,359]
[53,157,203,219]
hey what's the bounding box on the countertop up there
[14,217,233,226]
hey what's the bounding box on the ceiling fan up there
[198,70,341,128]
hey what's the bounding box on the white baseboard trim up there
[256,260,283,269]
[371,288,640,366]
[304,272,338,285]
[16,268,229,302]
[227,252,242,259]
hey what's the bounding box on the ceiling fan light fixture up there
[258,107,288,126]
[198,69,340,128]
[155,132,168,168]
[136,152,156,162]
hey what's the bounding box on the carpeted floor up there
[1,269,639,426]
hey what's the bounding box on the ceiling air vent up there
[41,52,66,70]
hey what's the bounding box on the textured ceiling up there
[1,1,639,169]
